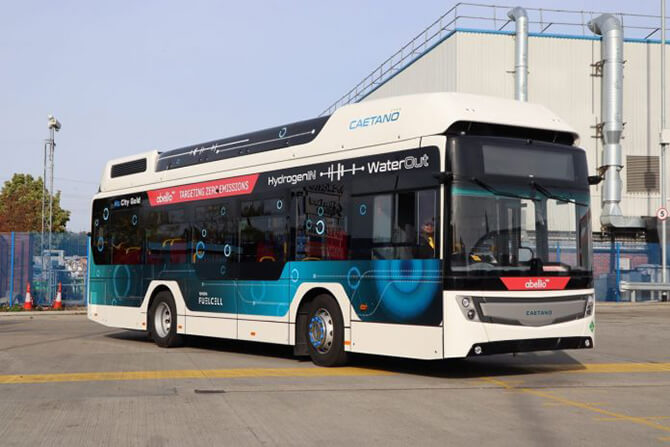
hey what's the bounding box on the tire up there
[148,291,183,348]
[305,294,349,367]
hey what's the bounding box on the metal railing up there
[620,280,670,302]
[320,2,669,116]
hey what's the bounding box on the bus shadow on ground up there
[349,351,586,379]
[106,330,586,379]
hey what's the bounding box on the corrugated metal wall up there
[364,30,670,224]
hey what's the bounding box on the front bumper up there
[466,336,593,357]
[444,289,596,358]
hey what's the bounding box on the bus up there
[88,92,595,366]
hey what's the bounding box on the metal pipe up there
[508,7,529,101]
[589,14,625,224]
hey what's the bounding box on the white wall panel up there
[365,35,458,101]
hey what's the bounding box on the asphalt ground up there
[0,304,669,446]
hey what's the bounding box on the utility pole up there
[42,115,61,304]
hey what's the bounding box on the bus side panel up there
[237,319,289,344]
[184,315,237,339]
[88,304,145,331]
[89,262,144,308]
[350,321,443,359]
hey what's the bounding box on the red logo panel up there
[500,277,570,290]
[148,174,259,207]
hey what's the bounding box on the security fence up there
[593,240,667,302]
[0,232,88,307]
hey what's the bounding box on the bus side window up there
[240,198,287,263]
[192,201,238,264]
[145,208,191,265]
[92,200,112,265]
[349,189,437,260]
[110,208,143,265]
[414,189,437,259]
[294,186,348,261]
[349,196,374,260]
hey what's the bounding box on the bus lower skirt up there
[466,336,593,357]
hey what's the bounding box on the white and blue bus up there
[88,92,595,366]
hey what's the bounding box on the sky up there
[0,0,663,231]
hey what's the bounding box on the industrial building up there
[323,4,670,300]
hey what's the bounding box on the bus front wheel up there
[305,294,349,367]
[148,291,183,348]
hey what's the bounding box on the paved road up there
[0,304,669,446]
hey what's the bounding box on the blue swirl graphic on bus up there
[347,266,362,290]
[113,265,132,298]
[195,241,206,259]
[373,259,438,320]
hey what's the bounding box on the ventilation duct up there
[507,7,528,101]
[588,14,644,229]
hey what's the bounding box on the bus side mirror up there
[588,175,602,185]
[433,171,453,184]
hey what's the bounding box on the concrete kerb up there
[597,301,669,307]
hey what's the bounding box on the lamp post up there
[42,114,61,303]
[662,2,668,301]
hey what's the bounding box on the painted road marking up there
[543,401,606,407]
[521,362,670,374]
[482,377,670,436]
[0,367,393,385]
[595,416,670,422]
[0,361,668,385]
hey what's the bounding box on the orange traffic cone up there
[53,282,63,310]
[23,283,33,310]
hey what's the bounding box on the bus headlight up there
[458,296,479,321]
[585,295,594,317]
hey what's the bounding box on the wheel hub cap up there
[154,302,172,338]
[308,308,334,353]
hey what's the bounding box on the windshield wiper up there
[466,176,539,202]
[529,180,588,207]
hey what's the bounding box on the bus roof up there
[98,92,578,193]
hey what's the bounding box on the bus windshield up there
[450,183,591,274]
[448,135,591,276]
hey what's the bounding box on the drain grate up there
[194,389,227,394]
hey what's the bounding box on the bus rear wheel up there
[305,295,348,367]
[148,291,182,348]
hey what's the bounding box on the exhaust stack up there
[588,14,643,229]
[508,7,528,102]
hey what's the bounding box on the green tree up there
[0,174,70,232]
